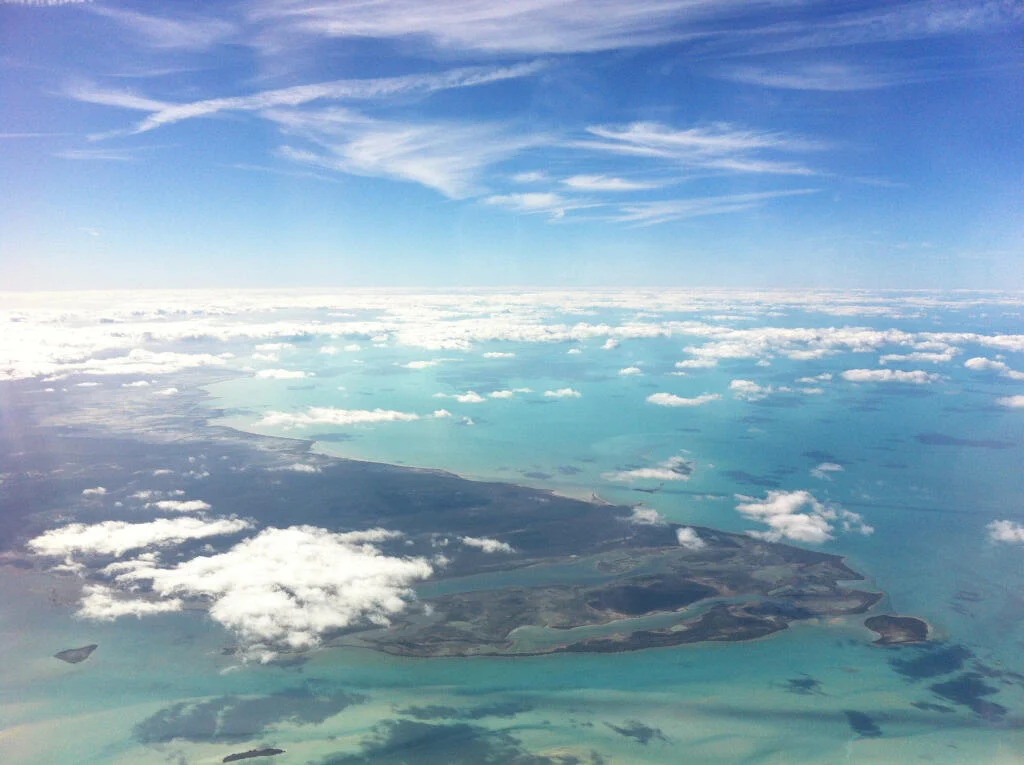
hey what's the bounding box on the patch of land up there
[54,644,97,664]
[223,748,285,763]
[865,614,929,645]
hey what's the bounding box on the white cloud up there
[274,463,322,473]
[258,407,420,428]
[78,585,184,620]
[544,387,581,398]
[82,486,107,497]
[602,338,619,350]
[811,462,844,480]
[964,357,1024,380]
[619,366,643,376]
[146,499,213,513]
[735,490,872,544]
[122,380,151,388]
[988,520,1024,544]
[256,368,310,379]
[604,455,694,483]
[646,391,720,407]
[626,506,665,525]
[88,5,235,51]
[612,189,819,225]
[567,348,583,355]
[255,342,294,351]
[562,174,662,192]
[431,409,453,418]
[435,390,486,403]
[675,359,718,369]
[460,536,515,554]
[997,395,1024,408]
[841,369,942,384]
[399,359,444,369]
[483,192,593,220]
[675,527,706,550]
[483,351,515,358]
[880,350,958,364]
[156,387,179,396]
[111,525,433,658]
[28,517,252,558]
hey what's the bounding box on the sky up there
[0,0,1021,290]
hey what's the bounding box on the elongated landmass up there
[865,614,929,645]
[4,379,908,660]
[223,748,285,763]
[54,644,97,664]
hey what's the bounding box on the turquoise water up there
[3,293,1024,762]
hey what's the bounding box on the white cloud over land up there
[28,517,252,558]
[109,525,433,659]
[841,369,941,384]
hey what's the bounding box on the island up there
[223,748,286,762]
[343,528,883,657]
[53,644,97,664]
[864,614,929,645]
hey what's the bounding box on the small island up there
[223,748,285,763]
[865,614,929,645]
[53,644,97,664]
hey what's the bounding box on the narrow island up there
[223,748,285,762]
[864,615,929,645]
[54,644,97,664]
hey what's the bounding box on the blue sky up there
[1,0,1021,289]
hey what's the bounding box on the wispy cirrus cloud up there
[247,0,760,55]
[717,62,923,92]
[561,174,665,192]
[88,5,236,51]
[76,61,545,138]
[576,121,824,176]
[614,189,819,225]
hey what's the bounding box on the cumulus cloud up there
[459,536,515,554]
[434,390,486,403]
[146,499,213,513]
[729,379,783,400]
[646,392,720,407]
[483,351,515,358]
[110,525,433,658]
[675,527,706,550]
[841,369,941,384]
[28,517,252,558]
[810,462,844,480]
[604,455,694,483]
[964,357,1024,380]
[431,409,453,418]
[82,486,107,496]
[735,490,872,544]
[997,395,1024,408]
[399,359,446,369]
[78,584,185,620]
[988,520,1024,544]
[675,359,718,369]
[619,366,643,376]
[259,407,420,428]
[544,387,582,398]
[256,368,310,379]
[273,463,322,473]
[625,506,665,524]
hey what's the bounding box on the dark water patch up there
[741,416,775,425]
[723,470,780,488]
[843,710,882,737]
[803,450,839,463]
[396,700,533,721]
[917,433,1016,450]
[135,684,365,743]
[557,465,582,476]
[781,675,824,696]
[604,720,668,745]
[881,462,908,469]
[752,397,805,409]
[911,701,955,714]
[522,472,553,480]
[675,427,702,433]
[746,602,816,620]
[890,644,973,679]
[320,719,603,765]
[587,577,715,616]
[929,674,1007,719]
